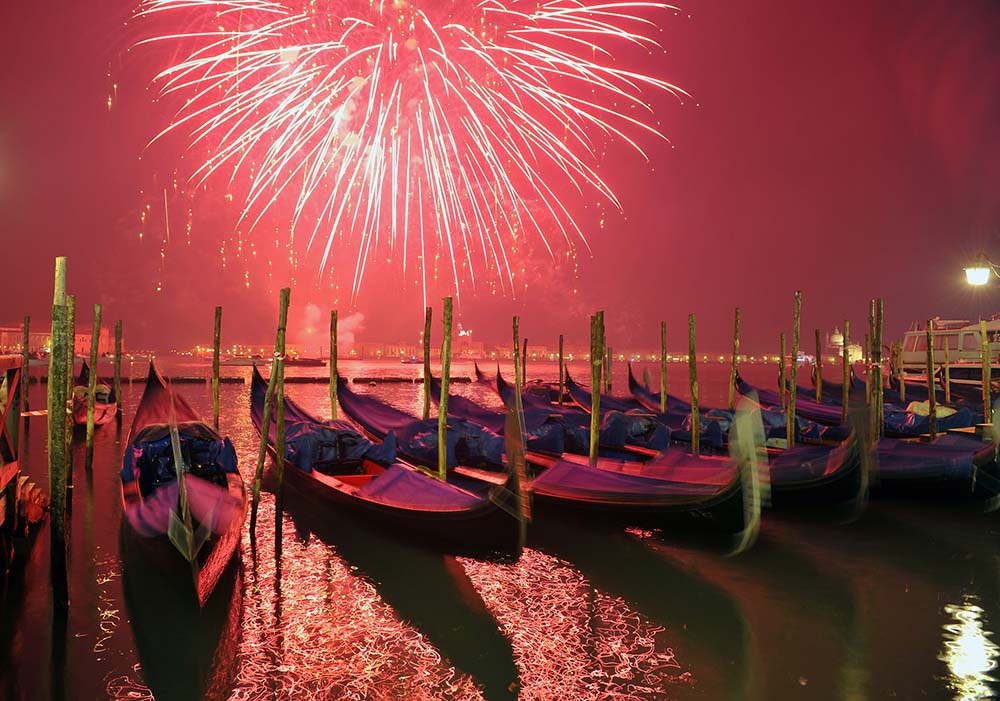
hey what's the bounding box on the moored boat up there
[335,377,757,538]
[250,367,524,558]
[119,361,246,607]
[506,367,864,509]
[71,361,117,427]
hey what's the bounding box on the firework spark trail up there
[136,0,688,301]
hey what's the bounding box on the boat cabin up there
[899,318,1000,387]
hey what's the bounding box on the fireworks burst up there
[135,0,687,303]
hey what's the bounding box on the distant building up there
[0,326,119,356]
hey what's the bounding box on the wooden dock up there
[1,355,47,578]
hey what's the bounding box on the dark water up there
[3,359,999,701]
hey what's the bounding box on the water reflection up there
[940,596,1000,701]
[116,545,242,701]
[232,498,487,701]
[528,517,749,700]
[278,480,520,701]
[460,549,686,701]
[5,366,1000,701]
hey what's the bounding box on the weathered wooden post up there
[20,316,29,425]
[438,297,453,481]
[273,289,290,549]
[605,345,612,393]
[558,334,564,406]
[926,320,937,439]
[329,310,338,420]
[942,335,951,404]
[981,319,992,426]
[589,312,604,465]
[113,320,123,421]
[788,291,801,448]
[864,329,872,406]
[842,321,850,424]
[422,307,432,419]
[249,288,290,538]
[521,337,527,387]
[896,339,906,404]
[660,321,667,413]
[866,302,874,436]
[85,303,102,463]
[513,317,525,419]
[875,298,884,439]
[729,307,741,410]
[815,329,823,403]
[212,306,222,432]
[778,332,786,410]
[688,314,700,457]
[47,257,68,551]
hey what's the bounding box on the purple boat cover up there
[337,378,505,469]
[251,367,395,470]
[530,459,722,501]
[357,464,484,509]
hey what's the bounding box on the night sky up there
[1,0,999,353]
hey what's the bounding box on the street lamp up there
[965,253,998,286]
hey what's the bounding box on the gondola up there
[71,361,117,427]
[869,433,1000,507]
[735,372,976,437]
[624,365,849,445]
[250,367,523,558]
[119,361,246,607]
[336,377,756,538]
[738,374,1000,506]
[461,370,864,509]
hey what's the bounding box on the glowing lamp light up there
[965,254,996,286]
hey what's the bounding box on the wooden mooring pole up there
[438,297,453,481]
[558,334,564,406]
[20,316,29,429]
[212,306,222,432]
[788,291,801,448]
[273,289,290,552]
[113,320,123,422]
[896,339,906,404]
[728,307,741,410]
[249,288,290,540]
[85,303,102,466]
[688,314,699,457]
[815,329,823,404]
[981,319,992,426]
[660,321,667,414]
[842,321,850,424]
[422,307,432,420]
[47,257,69,557]
[940,336,950,404]
[590,312,604,465]
[521,337,527,387]
[329,310,338,420]
[607,346,614,393]
[513,316,526,420]
[778,332,786,411]
[926,320,937,439]
[871,299,884,440]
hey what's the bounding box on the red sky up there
[1,0,999,353]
